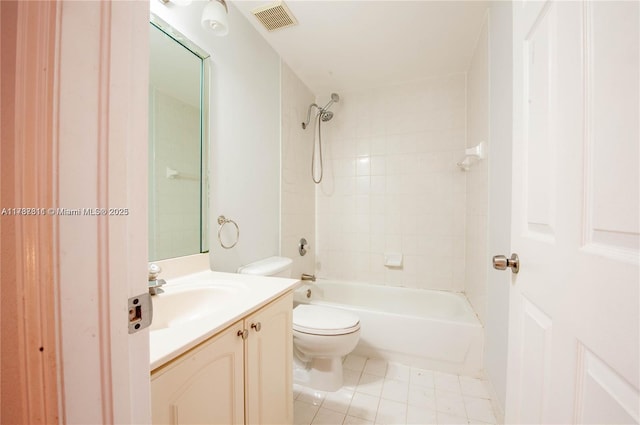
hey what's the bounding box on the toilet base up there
[309,357,343,391]
[293,355,344,392]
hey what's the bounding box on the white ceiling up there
[233,0,489,96]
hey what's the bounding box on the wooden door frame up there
[1,1,150,423]
[1,1,60,423]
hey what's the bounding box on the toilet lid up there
[293,305,360,336]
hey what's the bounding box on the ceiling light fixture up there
[201,0,229,36]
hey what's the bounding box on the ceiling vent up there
[251,1,297,32]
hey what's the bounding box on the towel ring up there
[217,215,239,249]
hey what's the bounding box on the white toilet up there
[236,256,293,277]
[238,256,361,392]
[292,304,360,391]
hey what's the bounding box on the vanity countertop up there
[150,270,300,371]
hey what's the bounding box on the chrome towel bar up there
[217,215,239,249]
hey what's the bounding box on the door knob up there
[251,322,261,332]
[493,253,520,274]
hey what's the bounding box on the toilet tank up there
[237,256,293,278]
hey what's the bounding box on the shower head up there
[322,92,340,111]
[301,92,340,129]
[321,111,334,122]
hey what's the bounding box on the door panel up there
[523,2,557,241]
[575,345,638,424]
[507,1,639,424]
[517,298,553,424]
[583,1,639,257]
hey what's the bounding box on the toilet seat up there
[293,305,360,336]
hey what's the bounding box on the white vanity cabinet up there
[245,292,293,425]
[151,321,245,424]
[151,292,293,425]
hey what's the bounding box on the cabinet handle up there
[237,329,248,340]
[251,322,262,332]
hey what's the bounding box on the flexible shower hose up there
[311,112,323,184]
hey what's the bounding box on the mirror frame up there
[149,13,211,258]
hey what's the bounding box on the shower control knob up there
[492,253,520,274]
[299,238,308,256]
[251,322,261,332]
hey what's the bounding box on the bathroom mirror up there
[148,15,210,261]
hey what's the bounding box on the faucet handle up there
[148,263,162,281]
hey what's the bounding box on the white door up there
[505,1,639,423]
[56,1,151,423]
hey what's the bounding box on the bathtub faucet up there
[301,273,316,282]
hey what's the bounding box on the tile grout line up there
[299,356,499,425]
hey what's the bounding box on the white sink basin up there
[148,270,300,370]
[150,285,245,331]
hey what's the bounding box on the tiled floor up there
[294,355,499,425]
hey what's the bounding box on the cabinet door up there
[245,293,294,425]
[151,323,245,425]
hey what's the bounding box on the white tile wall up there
[316,75,467,291]
[281,62,316,277]
[464,18,489,324]
[149,88,201,261]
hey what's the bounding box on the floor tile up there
[464,397,496,424]
[311,407,347,425]
[294,400,320,425]
[409,368,435,389]
[294,385,303,400]
[386,362,411,382]
[364,358,388,377]
[459,377,490,400]
[437,411,469,424]
[375,398,407,424]
[298,386,327,406]
[434,372,461,394]
[344,354,368,372]
[344,415,375,425]
[357,373,385,397]
[294,357,499,425]
[381,378,410,403]
[322,388,355,414]
[344,369,363,391]
[408,386,436,410]
[435,390,466,417]
[347,392,380,421]
[406,405,437,425]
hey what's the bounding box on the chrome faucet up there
[148,263,166,295]
[301,273,316,282]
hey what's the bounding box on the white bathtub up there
[294,280,484,377]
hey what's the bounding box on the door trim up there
[0,1,61,423]
[1,1,151,423]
